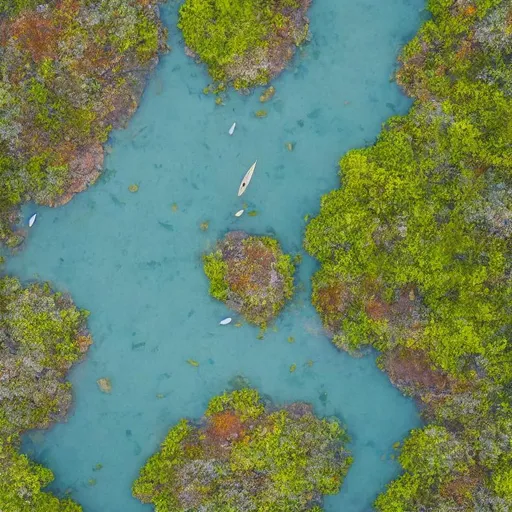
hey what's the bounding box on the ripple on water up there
[9,0,424,510]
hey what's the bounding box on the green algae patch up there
[203,231,295,327]
[0,0,167,245]
[132,389,352,511]
[178,0,311,90]
[0,275,91,511]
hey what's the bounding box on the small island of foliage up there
[0,276,91,511]
[0,0,167,247]
[132,388,352,511]
[178,0,311,90]
[305,0,512,509]
[203,231,295,327]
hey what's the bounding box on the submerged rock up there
[203,232,295,327]
[97,378,112,394]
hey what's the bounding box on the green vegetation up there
[203,231,295,327]
[0,0,167,246]
[0,276,91,511]
[0,440,81,512]
[133,389,352,511]
[304,0,512,509]
[178,0,311,90]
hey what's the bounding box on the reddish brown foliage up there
[9,14,61,62]
[207,411,245,441]
[314,283,352,331]
[77,334,93,353]
[365,298,390,321]
[440,468,483,506]
[384,347,453,397]
[456,35,474,61]
[464,5,477,16]
[226,241,275,295]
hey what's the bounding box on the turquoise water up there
[6,0,425,510]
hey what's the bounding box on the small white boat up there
[219,317,232,325]
[237,161,257,197]
[228,122,236,136]
[235,209,244,217]
[28,213,37,227]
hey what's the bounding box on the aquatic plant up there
[304,0,512,509]
[0,0,167,246]
[0,276,90,510]
[178,0,311,90]
[203,232,295,327]
[260,86,276,103]
[132,389,352,511]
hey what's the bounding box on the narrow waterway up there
[7,0,424,510]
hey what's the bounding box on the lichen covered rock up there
[178,0,311,90]
[132,389,352,511]
[203,232,295,327]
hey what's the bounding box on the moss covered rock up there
[203,232,295,327]
[0,0,167,243]
[133,389,352,511]
[178,0,311,90]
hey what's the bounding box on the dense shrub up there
[0,276,91,511]
[203,232,295,327]
[304,0,512,508]
[178,0,311,89]
[0,0,167,246]
[133,389,352,511]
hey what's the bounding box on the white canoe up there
[219,317,232,325]
[237,161,257,197]
[235,209,244,217]
[228,122,236,136]
[28,213,37,227]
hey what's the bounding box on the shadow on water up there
[9,0,424,510]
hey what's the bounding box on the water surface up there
[7,0,424,510]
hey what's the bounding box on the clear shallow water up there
[6,0,424,510]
